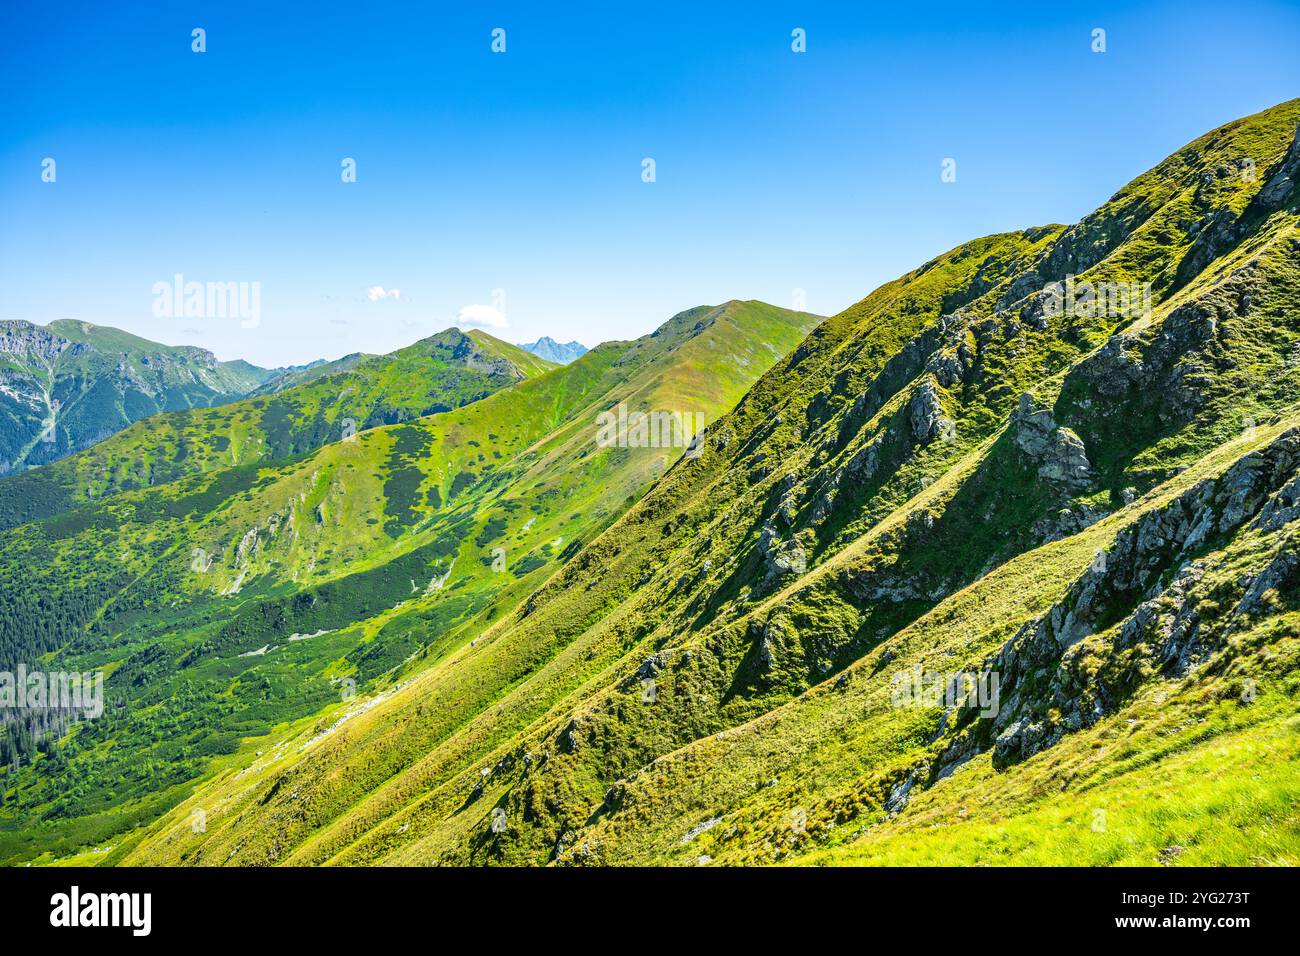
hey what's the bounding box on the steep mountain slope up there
[0,300,820,863]
[111,100,1300,868]
[520,337,588,365]
[0,329,553,530]
[0,320,277,476]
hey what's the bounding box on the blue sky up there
[1,1,1297,367]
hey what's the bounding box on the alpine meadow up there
[2,5,1299,938]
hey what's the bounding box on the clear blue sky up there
[1,0,1297,367]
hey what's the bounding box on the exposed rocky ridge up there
[936,427,1300,776]
[0,320,82,366]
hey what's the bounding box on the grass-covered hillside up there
[0,319,279,477]
[0,328,553,530]
[0,300,821,864]
[101,99,1300,868]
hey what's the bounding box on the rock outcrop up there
[1011,394,1092,492]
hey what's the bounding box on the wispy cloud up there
[366,286,402,302]
[456,303,507,329]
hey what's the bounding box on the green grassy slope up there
[108,99,1300,868]
[0,300,821,864]
[0,328,553,530]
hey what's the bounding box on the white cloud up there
[456,303,507,329]
[366,286,402,302]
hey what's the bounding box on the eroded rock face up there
[1227,544,1299,623]
[0,321,77,365]
[757,523,808,587]
[751,614,801,672]
[1176,125,1299,291]
[1073,287,1227,426]
[946,427,1300,772]
[909,379,950,444]
[1031,502,1113,544]
[1253,475,1300,532]
[1011,393,1092,492]
[1256,128,1299,206]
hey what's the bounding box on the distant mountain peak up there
[519,336,588,365]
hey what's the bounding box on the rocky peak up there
[0,320,75,365]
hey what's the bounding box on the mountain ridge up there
[0,327,555,530]
[0,299,823,864]
[1,99,1297,867]
[99,99,1300,868]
